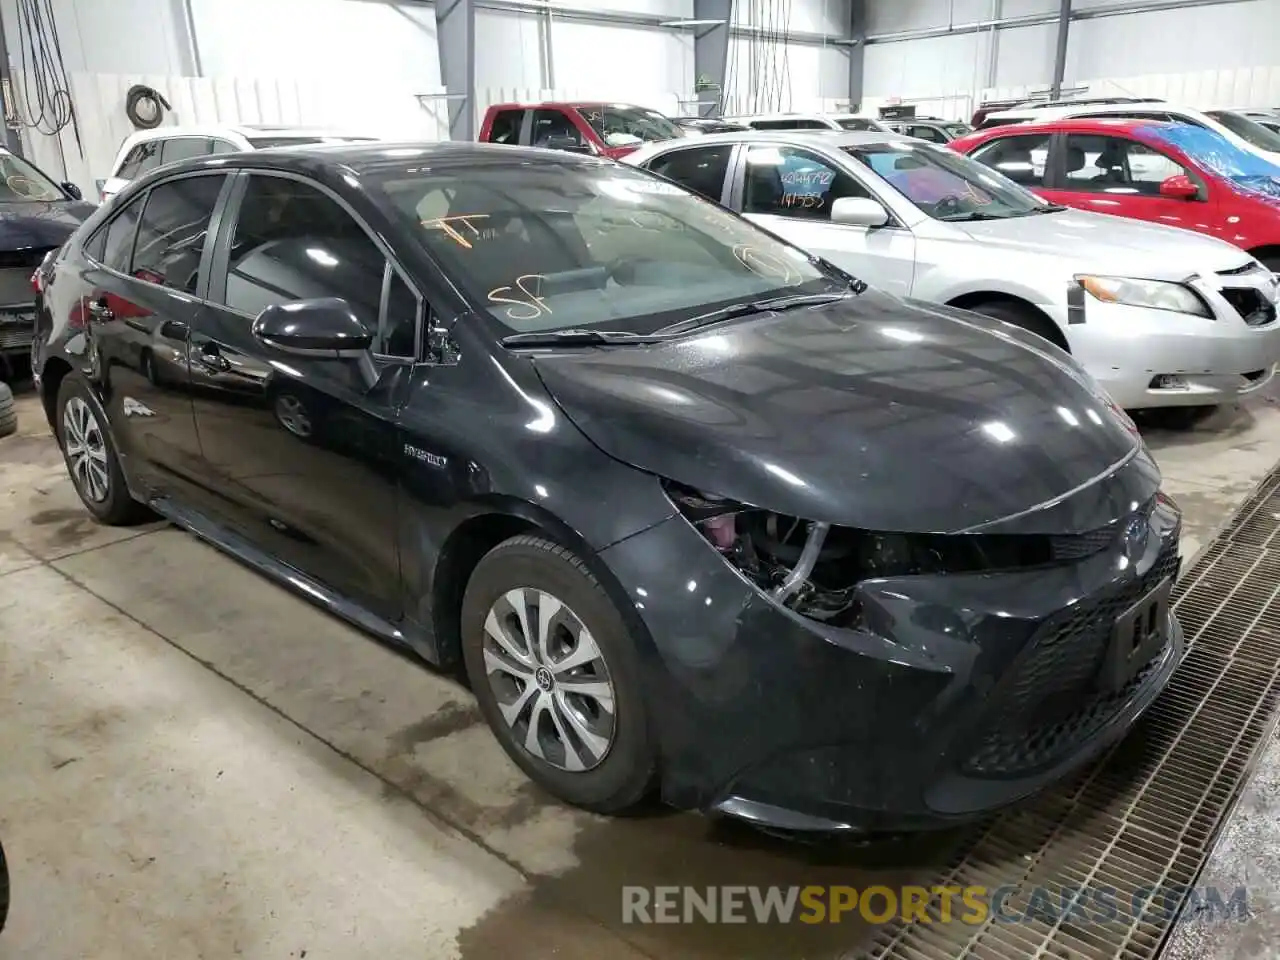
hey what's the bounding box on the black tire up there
[54,373,150,525]
[0,838,8,933]
[969,300,1067,351]
[461,534,657,814]
[0,381,15,439]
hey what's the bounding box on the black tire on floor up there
[0,838,9,933]
[54,373,151,525]
[460,534,657,814]
[0,381,15,439]
[968,300,1067,352]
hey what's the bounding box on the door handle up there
[87,299,114,322]
[197,343,231,373]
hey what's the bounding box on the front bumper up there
[601,492,1183,833]
[1064,274,1280,409]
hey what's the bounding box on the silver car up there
[625,131,1280,410]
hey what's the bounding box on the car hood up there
[0,199,96,248]
[530,290,1154,534]
[954,208,1253,277]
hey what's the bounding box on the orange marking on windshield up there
[421,214,491,249]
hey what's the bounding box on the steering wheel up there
[933,194,963,218]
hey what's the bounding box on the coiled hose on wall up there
[125,84,171,130]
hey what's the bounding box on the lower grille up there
[962,540,1179,777]
[0,315,33,352]
[858,467,1280,960]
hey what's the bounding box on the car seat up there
[1092,142,1128,184]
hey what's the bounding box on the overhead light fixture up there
[659,18,727,26]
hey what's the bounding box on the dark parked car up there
[32,142,1183,834]
[0,149,95,380]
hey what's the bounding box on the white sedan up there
[625,131,1280,410]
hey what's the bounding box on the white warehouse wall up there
[862,0,1280,109]
[725,0,852,114]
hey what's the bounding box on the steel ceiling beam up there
[848,0,866,111]
[692,0,732,117]
[864,0,1254,44]
[435,0,476,140]
[1050,0,1071,98]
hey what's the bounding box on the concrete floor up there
[1,385,1278,960]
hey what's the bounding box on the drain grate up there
[857,470,1280,960]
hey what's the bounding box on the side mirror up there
[253,298,377,386]
[541,135,593,154]
[1158,174,1200,200]
[61,181,83,200]
[830,196,890,227]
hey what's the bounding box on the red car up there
[951,117,1280,272]
[478,101,681,160]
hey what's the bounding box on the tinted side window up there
[210,139,239,154]
[221,175,414,356]
[101,198,144,271]
[131,175,227,293]
[743,145,872,221]
[489,109,526,144]
[117,140,161,179]
[530,108,584,147]
[160,137,211,164]
[647,145,733,202]
[969,132,1051,186]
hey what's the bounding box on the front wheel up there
[968,300,1067,352]
[460,534,657,813]
[55,374,150,525]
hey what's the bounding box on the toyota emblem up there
[1123,514,1148,561]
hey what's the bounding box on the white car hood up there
[956,208,1253,279]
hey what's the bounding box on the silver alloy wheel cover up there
[62,395,111,503]
[275,395,312,438]
[482,588,617,772]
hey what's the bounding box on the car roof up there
[486,100,651,111]
[141,140,608,178]
[986,101,1201,122]
[723,112,828,123]
[633,129,914,151]
[957,116,1183,142]
[122,123,375,141]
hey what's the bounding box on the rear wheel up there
[968,300,1068,352]
[55,374,150,525]
[0,382,15,439]
[460,534,657,813]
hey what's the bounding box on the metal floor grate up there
[858,471,1280,960]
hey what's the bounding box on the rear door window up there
[488,108,526,144]
[968,132,1052,187]
[130,174,228,293]
[646,145,733,202]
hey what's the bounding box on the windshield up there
[577,105,681,147]
[842,141,1048,220]
[374,162,839,334]
[0,150,65,201]
[1144,123,1280,184]
[247,136,377,149]
[1203,110,1280,153]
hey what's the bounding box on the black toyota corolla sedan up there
[31,142,1183,834]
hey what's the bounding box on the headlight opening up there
[1075,274,1211,318]
[663,480,1126,631]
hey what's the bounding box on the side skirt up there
[147,495,442,665]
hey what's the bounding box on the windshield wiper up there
[938,211,1010,222]
[1024,203,1069,214]
[500,328,667,348]
[656,292,850,336]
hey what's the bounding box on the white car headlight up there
[1075,275,1210,318]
